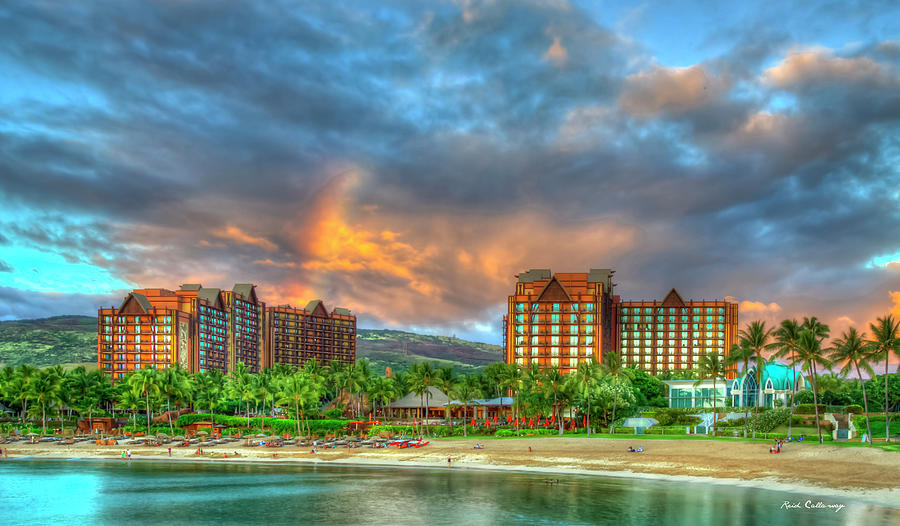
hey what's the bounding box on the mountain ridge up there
[0,315,502,373]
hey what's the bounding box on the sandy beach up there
[4,437,899,506]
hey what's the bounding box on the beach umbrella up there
[492,415,497,423]
[156,433,169,439]
[470,418,476,427]
[549,415,554,424]
[528,418,534,427]
[197,430,209,436]
[506,415,512,423]
[582,416,587,427]
[484,419,489,427]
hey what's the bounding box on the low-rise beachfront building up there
[662,379,729,409]
[730,361,809,408]
[387,386,450,420]
[445,396,514,422]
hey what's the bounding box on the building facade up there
[616,289,739,377]
[266,300,356,368]
[98,287,226,380]
[222,284,266,373]
[730,361,808,408]
[98,284,353,379]
[503,269,617,374]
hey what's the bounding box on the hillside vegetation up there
[0,316,502,373]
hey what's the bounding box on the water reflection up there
[0,460,896,526]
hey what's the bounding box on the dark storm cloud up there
[0,286,122,321]
[1,0,899,341]
[0,261,12,273]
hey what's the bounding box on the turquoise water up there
[0,459,896,525]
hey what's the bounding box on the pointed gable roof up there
[660,288,686,307]
[537,276,572,302]
[233,283,258,303]
[305,300,329,317]
[180,284,202,291]
[198,288,224,309]
[118,292,152,314]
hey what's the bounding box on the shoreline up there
[4,437,898,507]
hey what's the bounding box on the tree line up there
[0,314,897,443]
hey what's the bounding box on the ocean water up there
[0,459,896,525]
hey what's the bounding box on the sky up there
[1,0,899,346]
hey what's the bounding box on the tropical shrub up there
[845,405,864,414]
[748,408,790,433]
[324,409,344,419]
[794,404,826,415]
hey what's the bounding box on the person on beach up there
[447,456,452,467]
[127,449,131,459]
[168,447,172,457]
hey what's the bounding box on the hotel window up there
[569,348,578,356]
[569,314,577,323]
[569,325,578,334]
[569,335,578,345]
[550,347,559,356]
[516,325,525,334]
[643,356,651,363]
[531,314,539,323]
[584,314,594,323]
[551,325,559,334]
[531,303,538,311]
[551,336,560,345]
[551,314,560,323]
[531,348,539,356]
[585,336,594,345]
[585,304,594,312]
[516,303,525,312]
[569,358,578,367]
[515,314,525,323]
[531,336,538,345]
[515,347,524,356]
[585,326,593,334]
[551,358,559,366]
[552,303,560,312]
[516,358,525,365]
[572,303,579,312]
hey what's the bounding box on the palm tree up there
[770,319,802,438]
[127,369,160,436]
[409,362,436,435]
[194,373,223,430]
[500,362,524,436]
[434,367,455,429]
[277,372,316,437]
[227,362,255,428]
[157,367,192,435]
[542,366,567,435]
[600,353,634,434]
[830,327,876,444]
[451,375,481,438]
[868,315,899,443]
[695,351,726,436]
[252,371,275,431]
[795,329,832,444]
[368,376,397,422]
[739,321,774,438]
[117,387,142,433]
[29,368,62,434]
[14,364,38,422]
[64,367,94,430]
[726,342,754,438]
[573,359,601,437]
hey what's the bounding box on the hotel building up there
[98,284,354,379]
[502,269,617,374]
[222,284,266,373]
[98,286,230,379]
[267,300,357,367]
[502,270,740,377]
[615,289,739,377]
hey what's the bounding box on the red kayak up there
[413,441,429,448]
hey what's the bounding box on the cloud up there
[1,2,899,345]
[211,226,278,252]
[764,48,893,89]
[890,291,900,318]
[252,259,296,268]
[0,260,12,272]
[619,65,730,116]
[739,301,782,313]
[543,36,568,66]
